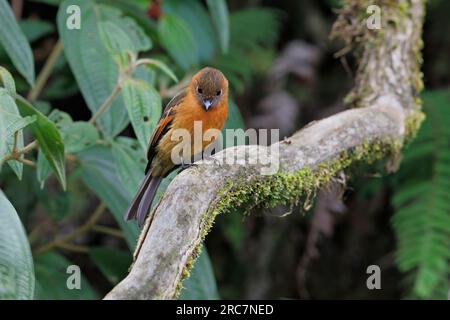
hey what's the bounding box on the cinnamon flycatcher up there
[124,67,229,227]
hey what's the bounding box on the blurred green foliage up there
[0,0,448,301]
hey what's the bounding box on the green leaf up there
[122,79,161,152]
[391,90,450,299]
[4,114,37,179]
[179,247,219,300]
[222,100,245,148]
[57,0,130,137]
[0,88,27,179]
[0,190,35,299]
[19,20,55,43]
[164,0,217,61]
[133,64,156,86]
[0,94,27,175]
[36,150,51,189]
[50,110,99,154]
[78,145,139,250]
[0,113,5,166]
[5,115,36,137]
[112,136,175,212]
[0,65,16,96]
[157,14,198,70]
[88,247,132,285]
[206,0,229,53]
[140,59,178,83]
[99,0,157,40]
[0,0,35,85]
[98,7,151,55]
[34,251,97,299]
[15,96,66,190]
[112,138,146,197]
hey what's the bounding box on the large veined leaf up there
[0,111,37,180]
[98,5,151,56]
[88,247,132,285]
[98,0,158,40]
[179,247,220,300]
[157,14,198,71]
[206,0,229,53]
[57,0,130,137]
[164,0,217,61]
[133,64,156,86]
[34,251,97,299]
[0,112,5,164]
[77,145,139,250]
[0,190,35,299]
[122,79,161,152]
[49,110,99,154]
[0,0,35,85]
[36,150,51,189]
[138,58,178,84]
[0,65,16,96]
[16,96,66,190]
[0,88,30,179]
[111,137,146,197]
[19,20,55,43]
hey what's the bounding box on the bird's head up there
[191,67,228,111]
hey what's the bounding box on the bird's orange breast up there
[151,92,228,176]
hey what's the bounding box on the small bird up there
[124,67,229,227]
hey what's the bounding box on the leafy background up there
[0,0,448,300]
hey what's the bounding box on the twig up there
[92,225,124,238]
[27,40,64,102]
[56,242,89,253]
[17,140,38,155]
[11,40,63,153]
[33,202,107,256]
[88,81,122,125]
[16,157,36,167]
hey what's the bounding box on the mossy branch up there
[105,0,425,300]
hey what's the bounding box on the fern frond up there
[392,90,450,299]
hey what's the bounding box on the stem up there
[17,140,38,155]
[11,41,63,154]
[88,81,122,125]
[92,225,124,238]
[16,157,36,167]
[1,140,39,164]
[27,40,64,102]
[56,242,89,253]
[33,202,107,256]
[12,132,18,154]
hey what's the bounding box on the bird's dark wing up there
[145,88,186,173]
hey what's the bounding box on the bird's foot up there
[180,161,197,172]
[203,154,221,166]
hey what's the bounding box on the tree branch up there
[105,0,425,300]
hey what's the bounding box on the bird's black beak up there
[203,99,213,110]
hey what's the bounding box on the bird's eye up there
[197,87,203,94]
[216,90,222,96]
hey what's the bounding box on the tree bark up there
[105,0,425,300]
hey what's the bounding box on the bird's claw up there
[203,155,221,166]
[180,161,197,171]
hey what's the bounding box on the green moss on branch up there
[174,138,402,297]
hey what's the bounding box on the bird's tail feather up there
[136,175,163,227]
[124,171,162,228]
